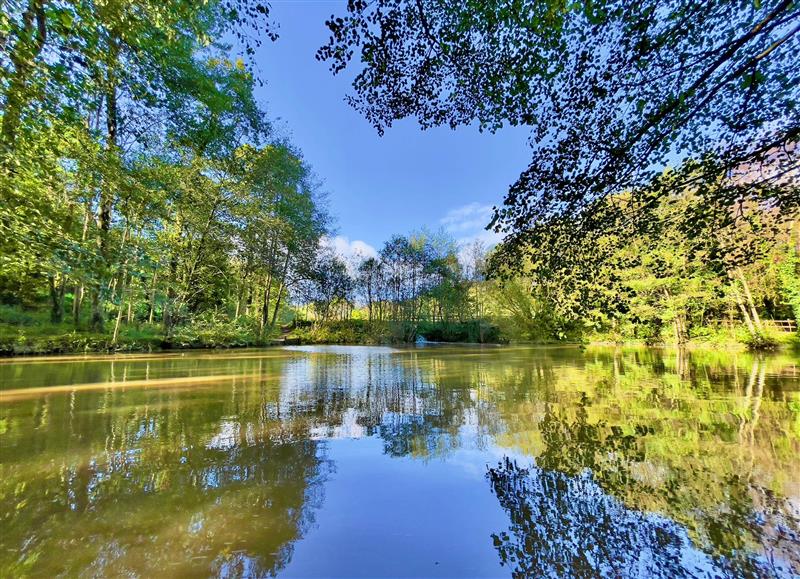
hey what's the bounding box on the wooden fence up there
[765,319,798,333]
[709,319,797,333]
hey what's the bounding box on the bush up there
[417,321,503,344]
[740,329,780,351]
[170,312,261,348]
[0,328,162,356]
[0,304,42,326]
[288,320,388,345]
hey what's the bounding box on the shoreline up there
[2,334,795,358]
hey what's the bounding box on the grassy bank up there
[585,324,799,352]
[0,307,278,356]
[2,305,796,356]
[0,312,507,356]
[286,320,505,346]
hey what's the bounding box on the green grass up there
[286,320,505,345]
[1,303,795,355]
[0,305,274,355]
[0,321,164,356]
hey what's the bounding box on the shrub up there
[171,312,260,348]
[289,320,388,345]
[740,330,780,352]
[417,321,503,344]
[0,304,42,326]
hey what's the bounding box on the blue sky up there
[250,1,531,258]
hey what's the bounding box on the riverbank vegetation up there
[1,0,798,354]
[1,1,327,354]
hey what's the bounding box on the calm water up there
[1,345,799,578]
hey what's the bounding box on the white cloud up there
[439,202,495,233]
[320,235,378,273]
[440,202,503,247]
[438,202,506,270]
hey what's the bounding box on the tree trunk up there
[736,269,763,332]
[112,226,133,344]
[261,279,272,335]
[163,255,178,335]
[235,282,244,319]
[91,39,119,332]
[731,281,756,336]
[245,284,253,317]
[163,211,184,335]
[89,290,103,332]
[270,285,286,328]
[72,202,91,327]
[73,284,84,326]
[270,251,292,327]
[49,274,66,323]
[112,284,126,345]
[147,271,157,324]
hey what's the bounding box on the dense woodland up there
[0,0,326,350]
[1,0,798,353]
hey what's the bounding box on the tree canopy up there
[318,0,799,271]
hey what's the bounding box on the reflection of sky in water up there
[1,346,798,577]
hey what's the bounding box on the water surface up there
[1,345,799,577]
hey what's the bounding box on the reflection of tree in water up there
[279,350,490,458]
[4,347,799,576]
[488,457,695,578]
[285,348,799,575]
[488,390,800,578]
[1,358,330,577]
[5,433,328,578]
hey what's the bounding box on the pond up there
[1,345,799,577]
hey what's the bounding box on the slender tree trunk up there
[737,269,763,332]
[49,274,66,323]
[91,39,119,332]
[112,283,125,345]
[163,211,185,335]
[72,202,91,326]
[260,236,279,334]
[89,289,103,332]
[163,255,178,334]
[270,285,286,327]
[731,281,756,336]
[112,273,132,346]
[261,278,272,334]
[245,284,253,317]
[234,265,251,320]
[664,289,687,345]
[679,313,688,344]
[235,280,244,319]
[73,285,84,326]
[147,271,157,324]
[270,251,292,327]
[112,225,133,344]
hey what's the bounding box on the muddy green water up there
[1,345,799,578]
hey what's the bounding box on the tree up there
[301,250,354,322]
[1,0,277,333]
[356,257,382,322]
[318,0,799,271]
[0,1,341,348]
